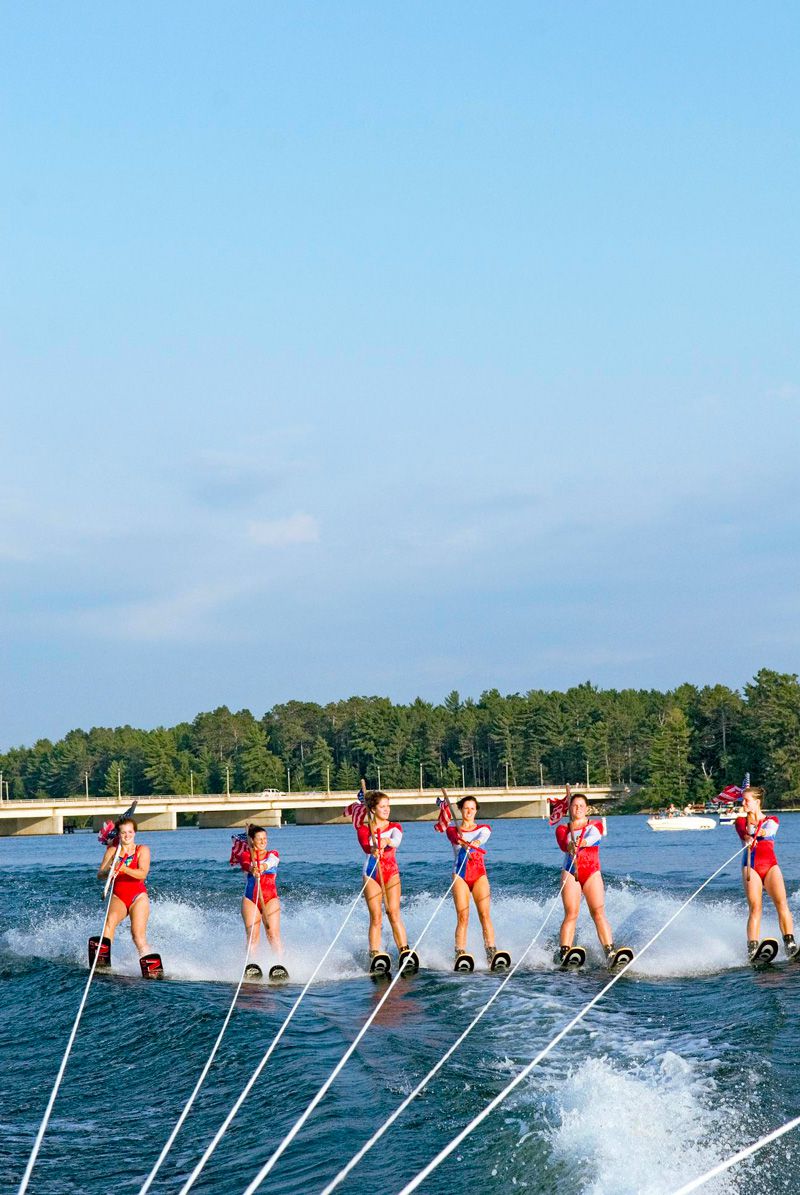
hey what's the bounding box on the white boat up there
[647,813,717,832]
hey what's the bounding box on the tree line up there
[2,669,799,807]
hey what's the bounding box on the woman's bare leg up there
[452,876,471,951]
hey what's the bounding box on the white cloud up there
[58,581,249,643]
[246,512,320,548]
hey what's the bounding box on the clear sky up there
[2,2,798,749]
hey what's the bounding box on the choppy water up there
[2,816,799,1194]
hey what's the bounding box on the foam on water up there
[538,1052,739,1194]
[3,880,766,982]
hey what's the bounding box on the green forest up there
[2,669,800,808]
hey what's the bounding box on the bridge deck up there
[0,785,630,836]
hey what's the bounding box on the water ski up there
[268,964,289,983]
[556,946,586,971]
[139,952,165,979]
[88,935,112,970]
[489,949,511,972]
[369,952,392,977]
[606,946,634,971]
[398,949,420,974]
[750,938,779,969]
[244,963,263,980]
[454,952,475,973]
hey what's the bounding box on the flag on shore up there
[435,793,453,833]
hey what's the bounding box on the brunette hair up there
[115,816,138,832]
[457,795,480,814]
[247,823,267,838]
[569,792,588,808]
[364,790,389,814]
[743,786,765,805]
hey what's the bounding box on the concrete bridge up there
[0,785,631,836]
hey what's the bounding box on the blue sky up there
[2,3,798,748]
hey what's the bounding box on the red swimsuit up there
[112,845,148,910]
[357,822,402,883]
[555,820,604,887]
[735,816,779,881]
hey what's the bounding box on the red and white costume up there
[446,824,491,890]
[239,846,280,905]
[735,816,779,881]
[112,845,148,910]
[357,822,402,884]
[555,820,605,887]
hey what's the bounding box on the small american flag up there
[549,784,570,826]
[434,793,453,833]
[229,832,249,866]
[344,789,367,828]
[713,773,750,805]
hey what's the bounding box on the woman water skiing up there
[355,791,413,972]
[444,796,508,970]
[96,816,162,975]
[735,786,797,962]
[554,792,626,968]
[234,823,286,978]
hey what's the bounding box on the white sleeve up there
[582,823,603,848]
[470,826,491,847]
[264,851,280,873]
[761,818,779,840]
[384,826,403,850]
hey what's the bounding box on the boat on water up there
[705,802,739,824]
[647,810,717,832]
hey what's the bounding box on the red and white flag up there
[435,793,453,833]
[344,790,367,828]
[229,831,249,866]
[548,784,570,826]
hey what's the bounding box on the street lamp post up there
[585,759,590,789]
[225,766,231,796]
[326,765,331,795]
[287,768,291,794]
[462,763,466,790]
[84,772,89,799]
[117,767,122,799]
[190,771,194,796]
[419,763,423,793]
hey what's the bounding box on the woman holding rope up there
[355,790,414,974]
[554,791,629,969]
[443,795,510,971]
[234,823,287,980]
[96,815,163,976]
[735,786,797,962]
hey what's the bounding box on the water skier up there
[236,824,284,964]
[735,786,797,961]
[445,796,507,969]
[96,816,161,974]
[554,792,622,967]
[356,791,412,969]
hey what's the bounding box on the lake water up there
[2,814,798,1194]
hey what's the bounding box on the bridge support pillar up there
[0,813,64,837]
[135,811,178,831]
[198,809,281,829]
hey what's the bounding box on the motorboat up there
[647,810,716,831]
